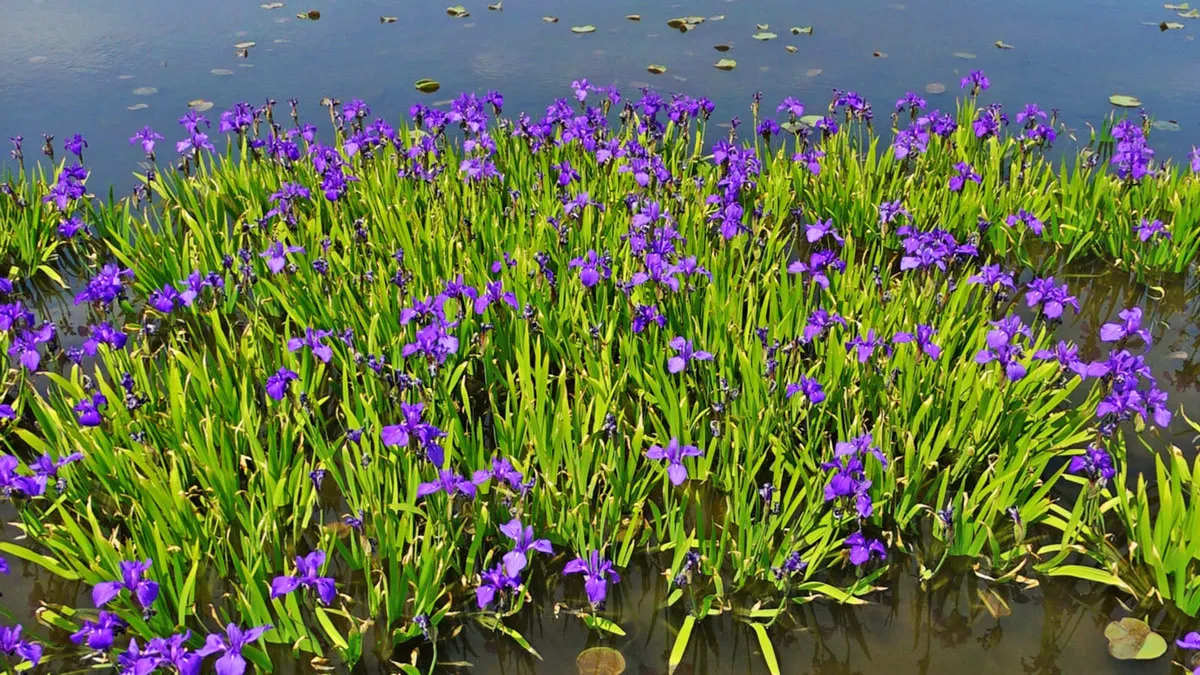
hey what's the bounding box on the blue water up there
[2,0,1198,186]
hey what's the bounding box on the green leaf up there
[790,26,813,34]
[1109,94,1143,107]
[1105,618,1168,660]
[582,613,626,635]
[414,78,441,93]
[0,542,81,580]
[446,5,469,17]
[713,58,737,70]
[750,623,781,675]
[752,32,778,40]
[669,614,695,674]
[570,25,596,34]
[646,64,668,74]
[994,40,1014,49]
[476,615,542,659]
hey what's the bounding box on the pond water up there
[3,1,1200,673]
[2,0,1199,186]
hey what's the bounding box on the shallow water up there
[1,0,1199,185]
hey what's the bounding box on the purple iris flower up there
[785,376,826,403]
[1190,147,1200,173]
[130,126,164,156]
[0,404,14,421]
[70,611,126,650]
[553,160,580,186]
[58,214,89,239]
[381,402,447,466]
[845,532,887,566]
[76,264,135,305]
[0,556,7,575]
[83,322,128,356]
[94,559,159,608]
[270,550,337,606]
[802,308,847,343]
[1068,444,1116,483]
[476,564,522,610]
[116,638,161,675]
[792,148,825,175]
[64,133,87,159]
[878,200,909,226]
[74,393,107,427]
[401,323,459,365]
[1110,120,1155,181]
[475,280,519,315]
[0,624,42,668]
[196,623,273,675]
[9,322,54,370]
[176,132,215,156]
[787,249,845,290]
[563,550,621,607]
[500,518,553,575]
[416,469,487,499]
[30,451,83,482]
[893,325,941,360]
[645,438,703,486]
[147,631,202,675]
[960,69,990,95]
[1025,276,1079,320]
[805,219,845,246]
[260,241,305,274]
[976,316,1030,381]
[631,304,666,334]
[1004,209,1044,236]
[569,250,612,288]
[966,264,1015,290]
[1134,218,1170,243]
[777,97,805,119]
[0,277,10,294]
[0,455,46,498]
[948,162,982,192]
[1033,341,1109,379]
[265,367,299,401]
[667,337,713,374]
[1100,307,1151,345]
[845,330,890,363]
[1176,631,1200,650]
[287,328,334,363]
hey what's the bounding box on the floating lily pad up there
[873,50,887,57]
[1151,119,1181,131]
[234,41,256,49]
[714,43,731,51]
[995,39,1014,49]
[752,31,777,40]
[261,2,283,8]
[1164,2,1189,9]
[791,25,813,34]
[805,68,822,77]
[925,82,947,94]
[211,68,234,76]
[667,16,705,31]
[188,99,214,112]
[488,0,502,9]
[132,86,158,96]
[127,103,149,110]
[756,22,769,30]
[1105,618,1167,660]
[1180,8,1200,17]
[447,5,469,17]
[577,647,626,675]
[305,9,320,19]
[542,16,558,23]
[709,14,725,21]
[799,114,824,126]
[646,64,667,74]
[571,25,596,33]
[714,58,737,70]
[119,74,134,80]
[28,55,47,63]
[381,15,397,23]
[415,78,441,93]
[953,51,977,59]
[785,44,798,52]
[1160,20,1185,29]
[1109,94,1143,107]
[625,13,640,20]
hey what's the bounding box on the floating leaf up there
[1180,8,1200,17]
[381,16,397,23]
[709,15,726,21]
[488,0,502,9]
[211,68,234,76]
[188,99,214,112]
[756,22,769,30]
[714,43,731,51]
[953,51,977,59]
[234,41,256,49]
[785,44,798,52]
[925,82,947,94]
[132,86,158,96]
[1105,618,1168,660]
[127,103,149,110]
[995,39,1014,49]
[542,16,559,23]
[1109,94,1142,107]
[577,647,625,675]
[799,114,824,126]
[305,9,320,19]
[1151,119,1181,131]
[1160,20,1185,29]
[571,25,596,33]
[791,26,813,34]
[261,2,284,8]
[625,14,640,20]
[1164,2,1189,9]
[872,50,887,57]
[447,5,469,17]
[646,64,667,74]
[752,32,778,40]
[714,58,737,70]
[805,68,822,77]
[414,78,441,93]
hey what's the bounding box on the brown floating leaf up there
[625,13,640,20]
[872,50,887,57]
[1105,618,1167,660]
[646,64,667,74]
[714,43,731,51]
[785,44,798,52]
[577,647,626,675]
[381,16,398,23]
[306,9,321,19]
